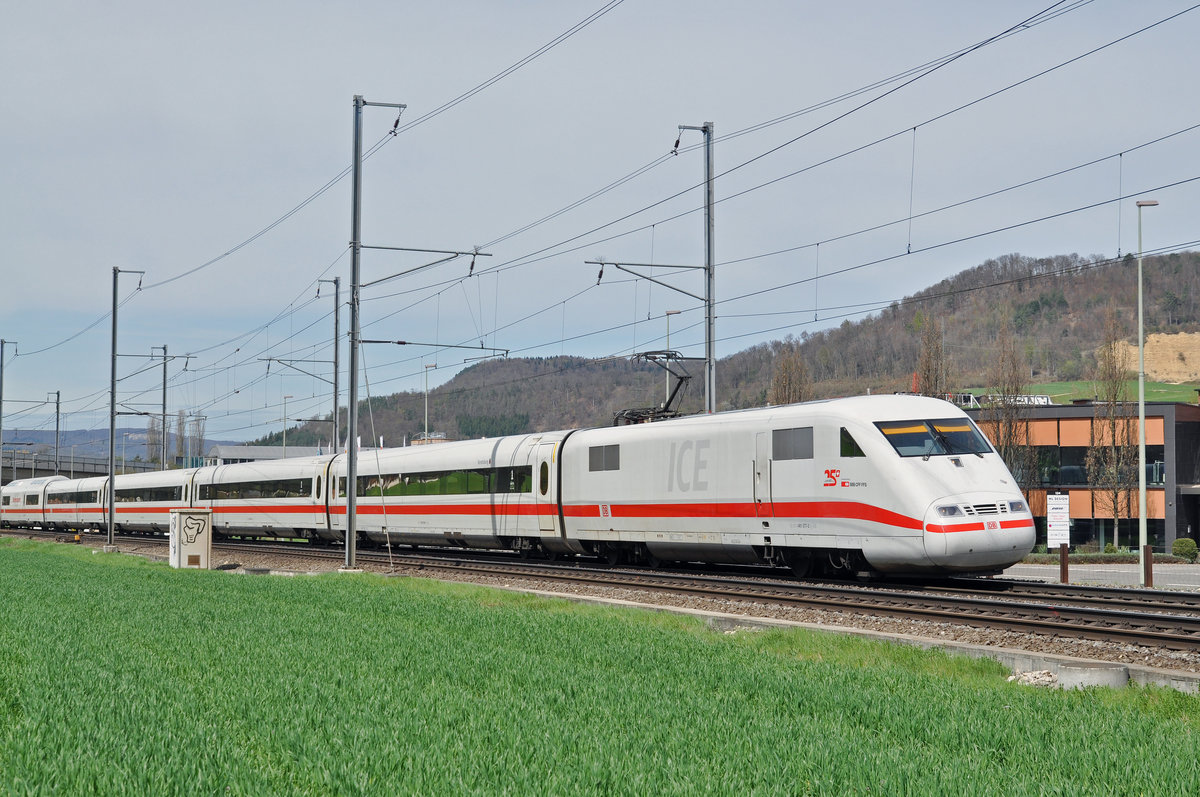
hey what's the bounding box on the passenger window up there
[588,445,620,472]
[772,427,813,460]
[840,428,866,458]
[539,462,550,496]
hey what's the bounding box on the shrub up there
[1172,538,1199,562]
[1104,543,1117,554]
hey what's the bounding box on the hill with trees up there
[260,249,1200,446]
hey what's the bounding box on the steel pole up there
[53,390,60,475]
[1135,200,1157,585]
[703,121,716,414]
[0,339,7,526]
[108,267,117,546]
[346,95,364,569]
[665,315,671,405]
[161,345,168,470]
[333,277,340,452]
[282,395,293,458]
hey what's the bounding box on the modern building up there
[204,445,325,466]
[969,401,1200,552]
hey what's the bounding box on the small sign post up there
[1047,492,1070,584]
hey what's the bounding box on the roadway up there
[1004,563,1200,591]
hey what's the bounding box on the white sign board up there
[169,509,213,569]
[1046,492,1071,547]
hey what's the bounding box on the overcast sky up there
[2,1,1198,444]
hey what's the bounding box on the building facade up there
[969,401,1200,552]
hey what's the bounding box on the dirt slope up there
[1114,332,1200,383]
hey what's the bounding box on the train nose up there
[923,495,1036,571]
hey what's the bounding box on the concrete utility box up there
[169,509,213,569]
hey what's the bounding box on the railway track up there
[354,554,1200,653]
[11,527,1200,654]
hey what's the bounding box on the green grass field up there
[2,538,1199,795]
[1028,380,1199,404]
[967,380,1198,404]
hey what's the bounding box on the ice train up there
[0,395,1036,577]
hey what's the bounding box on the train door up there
[534,442,558,534]
[329,462,346,538]
[321,458,338,537]
[754,432,774,518]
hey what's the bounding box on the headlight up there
[935,505,963,517]
[1009,500,1027,513]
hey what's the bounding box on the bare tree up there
[190,415,206,464]
[983,320,1038,490]
[146,416,162,464]
[174,409,187,465]
[915,316,947,397]
[1086,309,1137,549]
[767,339,811,405]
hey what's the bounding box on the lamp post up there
[664,310,681,404]
[1136,199,1158,586]
[282,395,294,458]
[424,364,437,441]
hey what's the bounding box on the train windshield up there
[874,418,992,457]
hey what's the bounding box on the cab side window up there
[841,428,866,457]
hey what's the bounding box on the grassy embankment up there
[972,380,1198,404]
[2,537,1198,794]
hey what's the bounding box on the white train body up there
[196,458,331,538]
[329,433,563,548]
[0,395,1035,577]
[559,395,1033,574]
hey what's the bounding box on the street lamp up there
[664,310,681,404]
[1136,198,1158,586]
[282,395,294,458]
[424,364,437,441]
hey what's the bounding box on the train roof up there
[1,475,67,492]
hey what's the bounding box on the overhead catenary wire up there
[12,1,626,363]
[14,3,1195,444]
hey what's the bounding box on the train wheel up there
[604,544,623,566]
[784,550,813,579]
[642,545,663,570]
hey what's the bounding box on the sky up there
[2,0,1199,445]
